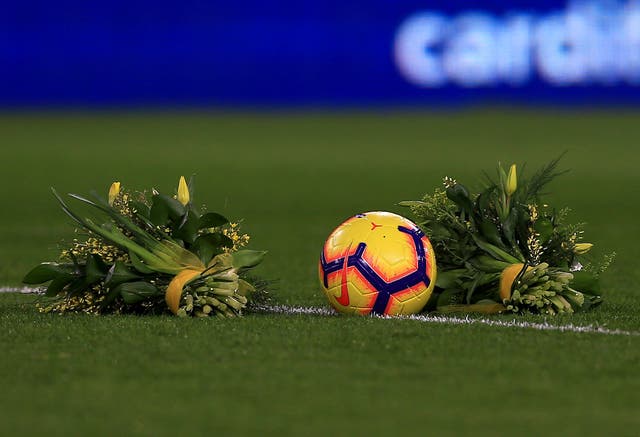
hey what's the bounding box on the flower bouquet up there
[23,177,267,317]
[401,158,614,315]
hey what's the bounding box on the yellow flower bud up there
[574,243,593,255]
[108,181,121,206]
[506,164,517,196]
[177,176,190,206]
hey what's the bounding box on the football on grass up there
[319,211,437,315]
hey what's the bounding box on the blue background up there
[2,0,639,106]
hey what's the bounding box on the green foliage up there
[403,160,613,315]
[115,281,162,304]
[23,262,77,284]
[22,178,265,316]
[1,293,639,436]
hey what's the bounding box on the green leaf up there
[475,186,494,213]
[100,287,121,310]
[498,163,507,191]
[236,279,256,296]
[128,251,155,274]
[115,281,161,304]
[476,299,500,305]
[159,240,204,270]
[571,271,601,295]
[465,275,482,304]
[150,196,169,226]
[584,294,603,309]
[66,278,89,297]
[426,221,452,239]
[534,218,554,243]
[160,195,185,219]
[514,206,532,254]
[174,210,200,244]
[193,233,233,264]
[45,275,75,296]
[472,234,522,264]
[54,190,172,272]
[478,218,503,248]
[85,255,109,284]
[446,183,474,215]
[468,256,510,273]
[199,212,229,229]
[130,200,151,219]
[105,261,142,287]
[502,207,519,250]
[435,269,465,289]
[130,201,157,231]
[231,250,267,271]
[150,194,185,225]
[436,289,465,307]
[23,263,76,284]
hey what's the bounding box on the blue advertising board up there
[2,0,640,106]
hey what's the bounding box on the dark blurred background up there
[3,0,640,107]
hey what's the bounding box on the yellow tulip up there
[574,243,593,255]
[108,181,121,206]
[177,176,190,206]
[506,164,517,196]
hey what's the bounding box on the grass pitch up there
[1,109,639,435]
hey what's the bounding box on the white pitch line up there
[0,286,43,294]
[260,304,640,337]
[3,287,638,337]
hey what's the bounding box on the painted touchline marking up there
[0,286,44,294]
[2,287,638,337]
[259,305,640,337]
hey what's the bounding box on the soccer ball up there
[319,211,437,316]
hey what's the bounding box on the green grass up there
[2,293,639,436]
[1,109,639,435]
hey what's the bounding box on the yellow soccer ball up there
[319,211,437,315]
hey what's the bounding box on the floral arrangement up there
[23,177,267,317]
[401,158,614,315]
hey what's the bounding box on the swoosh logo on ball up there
[336,243,352,306]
